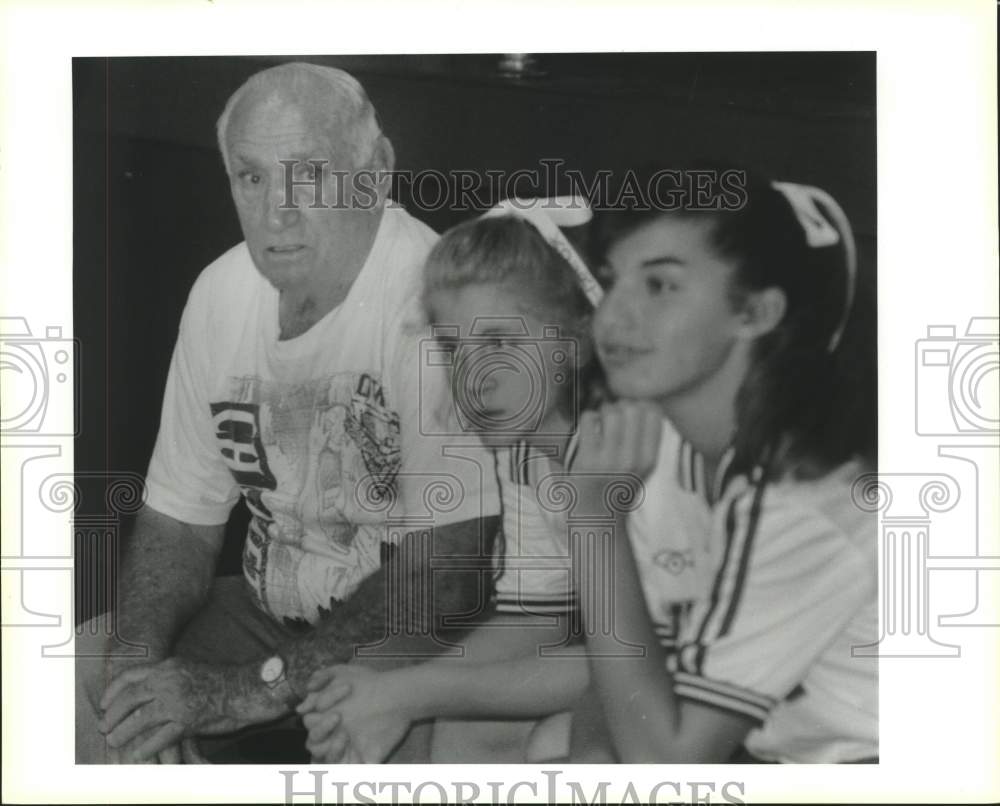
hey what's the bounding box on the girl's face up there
[593,215,747,408]
[427,283,577,448]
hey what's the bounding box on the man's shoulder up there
[383,201,438,250]
[376,203,437,281]
[181,242,265,325]
[177,242,263,348]
[367,204,438,327]
[190,242,258,301]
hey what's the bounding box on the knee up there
[525,712,572,762]
[75,617,111,693]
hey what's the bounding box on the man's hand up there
[98,658,269,762]
[96,648,185,764]
[298,665,413,763]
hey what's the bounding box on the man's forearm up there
[280,516,498,696]
[113,506,222,660]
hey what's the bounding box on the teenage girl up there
[567,167,877,763]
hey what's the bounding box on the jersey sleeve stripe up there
[495,601,578,614]
[674,683,770,723]
[674,670,776,710]
[717,476,769,639]
[494,594,578,604]
[693,494,742,651]
[693,480,766,660]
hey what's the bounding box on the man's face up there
[593,215,745,406]
[225,93,373,293]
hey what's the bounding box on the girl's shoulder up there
[754,456,875,561]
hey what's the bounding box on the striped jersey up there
[667,452,878,763]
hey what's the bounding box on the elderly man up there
[76,61,498,763]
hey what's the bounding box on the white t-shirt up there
[667,454,878,763]
[145,203,498,625]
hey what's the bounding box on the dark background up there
[73,53,876,623]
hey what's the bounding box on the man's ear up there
[737,286,787,341]
[372,134,395,175]
[369,135,395,203]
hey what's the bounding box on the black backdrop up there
[73,53,876,621]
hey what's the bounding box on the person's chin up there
[604,365,667,401]
[254,259,313,291]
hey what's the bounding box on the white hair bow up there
[771,181,858,352]
[481,195,603,307]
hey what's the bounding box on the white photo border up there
[1,0,997,803]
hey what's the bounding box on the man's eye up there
[294,163,317,181]
[237,170,262,186]
[646,275,678,295]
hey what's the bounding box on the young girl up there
[296,200,708,763]
[566,167,877,763]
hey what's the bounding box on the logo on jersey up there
[209,401,278,490]
[347,373,401,487]
[654,548,695,576]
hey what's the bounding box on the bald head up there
[216,62,383,175]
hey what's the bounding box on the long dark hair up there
[592,165,876,480]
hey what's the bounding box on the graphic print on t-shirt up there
[210,370,401,622]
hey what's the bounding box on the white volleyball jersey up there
[667,454,878,763]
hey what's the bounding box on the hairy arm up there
[112,505,224,660]
[279,515,499,695]
[92,505,224,762]
[101,513,499,759]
